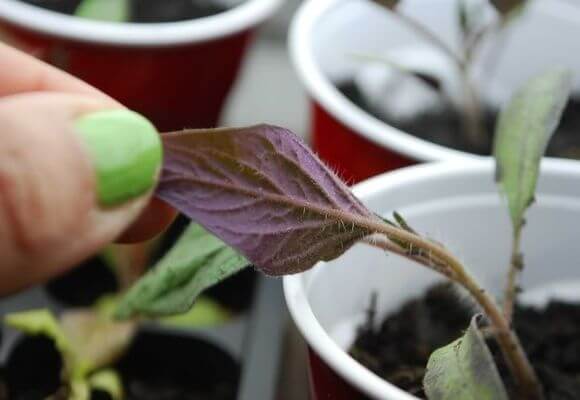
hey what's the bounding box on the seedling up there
[364,0,528,150]
[5,306,131,400]
[114,67,572,399]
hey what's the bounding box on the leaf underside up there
[116,223,249,318]
[155,125,376,276]
[493,68,572,231]
[423,314,509,400]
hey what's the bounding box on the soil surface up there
[4,336,63,399]
[2,330,239,399]
[46,255,119,307]
[19,0,233,22]
[338,80,580,159]
[350,284,580,399]
[115,331,240,400]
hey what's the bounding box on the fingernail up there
[75,109,162,207]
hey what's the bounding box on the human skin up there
[0,43,175,294]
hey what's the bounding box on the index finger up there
[0,42,114,101]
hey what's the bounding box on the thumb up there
[0,92,162,294]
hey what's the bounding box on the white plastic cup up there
[284,159,580,399]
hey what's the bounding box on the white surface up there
[0,0,282,46]
[284,159,580,400]
[290,0,580,162]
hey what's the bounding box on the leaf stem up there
[359,218,543,400]
[503,229,523,324]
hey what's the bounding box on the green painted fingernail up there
[75,109,162,207]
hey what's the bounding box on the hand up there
[0,43,175,294]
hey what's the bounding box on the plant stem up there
[394,11,464,68]
[503,229,523,324]
[390,9,487,149]
[458,268,543,400]
[359,218,544,400]
[459,67,487,149]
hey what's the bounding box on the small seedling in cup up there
[361,0,527,150]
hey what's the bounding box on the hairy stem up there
[360,217,543,400]
[503,229,523,324]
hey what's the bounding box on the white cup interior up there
[285,159,580,399]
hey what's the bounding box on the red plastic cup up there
[290,0,580,184]
[0,0,282,131]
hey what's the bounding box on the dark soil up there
[2,330,239,399]
[4,335,63,399]
[46,214,255,312]
[115,330,240,400]
[350,284,580,399]
[45,255,119,307]
[19,0,233,22]
[338,80,580,159]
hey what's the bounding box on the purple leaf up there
[156,125,376,275]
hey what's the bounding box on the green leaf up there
[74,0,130,22]
[5,310,72,362]
[423,315,509,400]
[493,68,572,232]
[160,297,231,327]
[69,379,90,400]
[116,223,250,319]
[6,309,132,399]
[89,369,123,400]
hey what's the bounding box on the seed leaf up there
[5,309,131,400]
[156,125,375,276]
[75,0,129,22]
[424,314,509,400]
[116,223,249,318]
[88,369,123,400]
[493,68,572,232]
[5,310,71,359]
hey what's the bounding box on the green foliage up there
[494,68,572,233]
[116,223,249,318]
[423,315,509,400]
[5,308,134,400]
[88,369,124,400]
